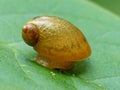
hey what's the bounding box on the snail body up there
[22,16,91,69]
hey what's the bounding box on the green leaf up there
[0,0,120,90]
[91,0,120,16]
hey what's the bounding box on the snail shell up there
[22,16,91,70]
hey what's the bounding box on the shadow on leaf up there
[54,58,90,77]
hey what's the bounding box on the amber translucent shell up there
[22,16,91,70]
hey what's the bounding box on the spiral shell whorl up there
[22,23,39,46]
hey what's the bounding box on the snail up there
[22,16,91,70]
